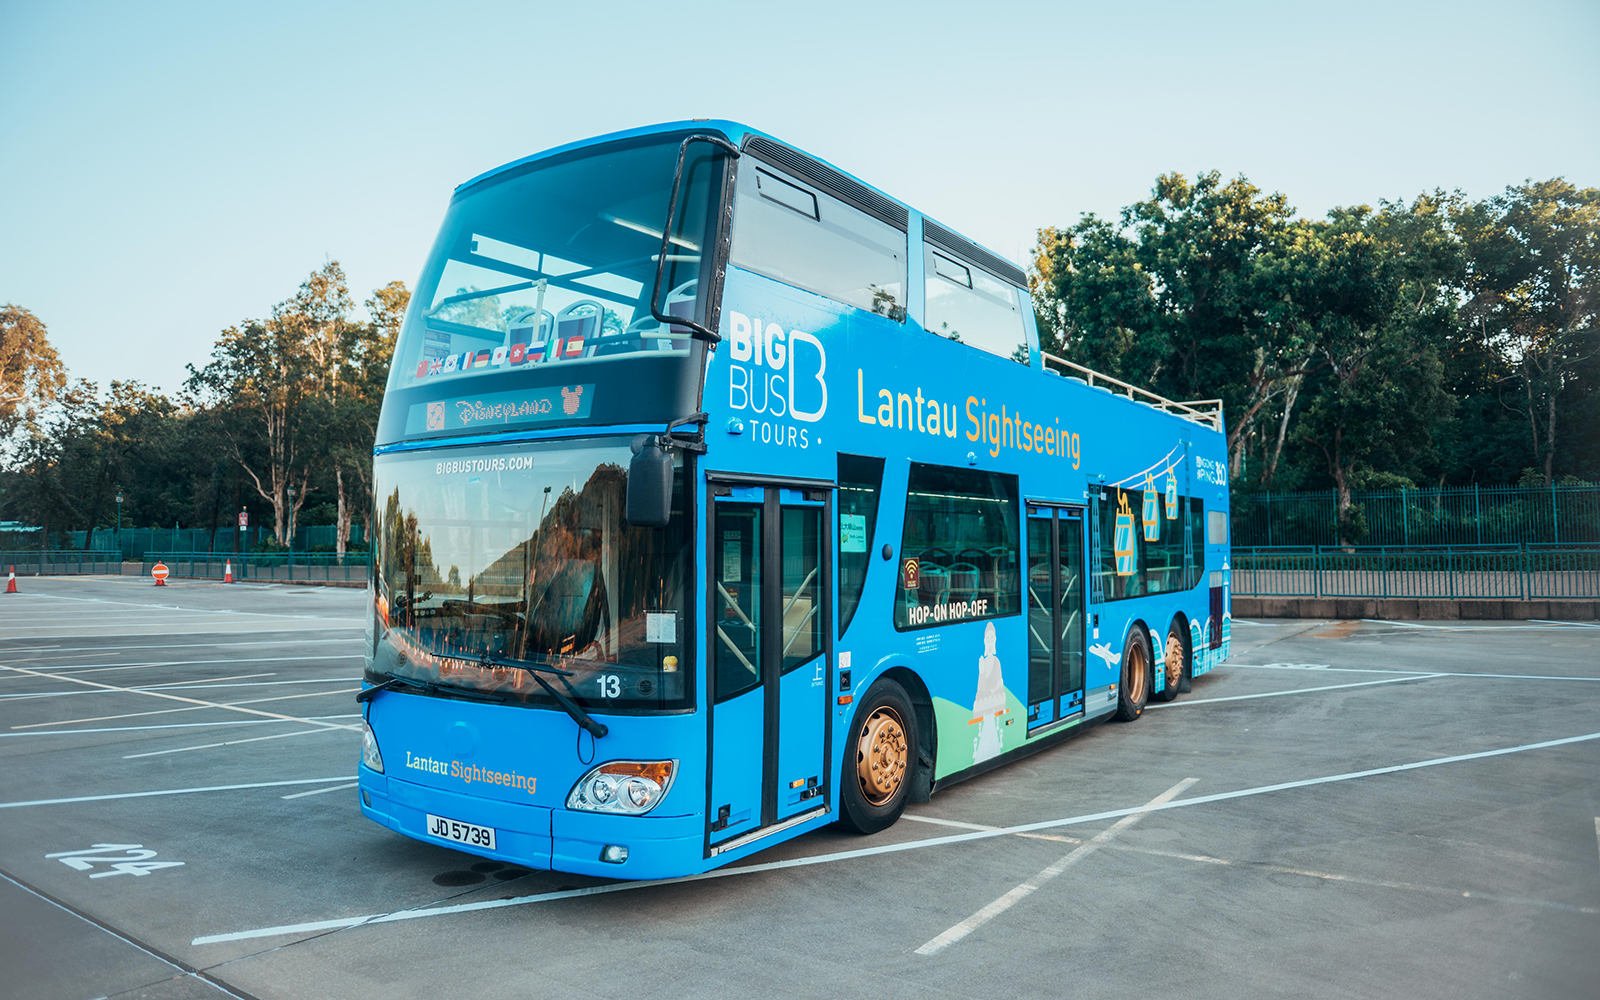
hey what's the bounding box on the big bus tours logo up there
[724,311,826,448]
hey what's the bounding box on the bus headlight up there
[567,760,677,815]
[361,719,384,773]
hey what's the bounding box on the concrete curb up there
[1232,596,1597,621]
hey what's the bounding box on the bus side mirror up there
[626,437,673,528]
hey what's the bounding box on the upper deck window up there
[924,243,1028,364]
[376,135,728,443]
[730,156,906,321]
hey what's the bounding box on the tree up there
[8,381,97,549]
[186,262,352,547]
[1035,172,1320,478]
[1458,180,1599,484]
[1289,217,1454,540]
[0,305,67,441]
[323,281,408,557]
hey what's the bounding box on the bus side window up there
[1189,497,1206,589]
[730,159,907,321]
[1143,493,1186,594]
[837,454,886,639]
[1207,509,1229,547]
[895,462,1020,631]
[923,244,1028,364]
[1095,486,1149,601]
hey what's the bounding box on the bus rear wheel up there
[1114,629,1151,721]
[1151,624,1185,703]
[839,678,917,834]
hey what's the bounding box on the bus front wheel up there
[839,678,917,834]
[1114,629,1151,721]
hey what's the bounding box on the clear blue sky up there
[3,0,1596,397]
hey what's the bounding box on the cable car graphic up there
[1114,493,1136,576]
[1165,468,1178,520]
[1142,475,1160,542]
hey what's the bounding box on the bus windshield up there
[378,133,727,444]
[371,438,691,711]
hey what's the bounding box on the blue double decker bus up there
[358,121,1232,879]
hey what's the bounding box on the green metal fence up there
[0,550,370,585]
[7,524,367,559]
[1232,484,1600,547]
[140,552,370,584]
[0,551,122,576]
[1233,545,1600,599]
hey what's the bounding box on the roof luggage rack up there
[1040,352,1223,432]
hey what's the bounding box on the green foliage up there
[2,266,408,555]
[0,304,67,439]
[1033,172,1599,541]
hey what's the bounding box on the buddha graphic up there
[972,621,1006,763]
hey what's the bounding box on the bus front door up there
[1025,505,1087,732]
[707,483,831,852]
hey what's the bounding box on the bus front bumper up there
[359,767,704,879]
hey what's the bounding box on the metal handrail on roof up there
[1040,352,1224,432]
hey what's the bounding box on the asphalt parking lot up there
[1,577,1596,1000]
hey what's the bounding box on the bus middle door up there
[707,482,831,854]
[1025,504,1088,732]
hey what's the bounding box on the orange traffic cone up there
[5,565,16,594]
[224,560,234,583]
[152,561,169,587]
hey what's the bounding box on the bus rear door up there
[706,481,831,853]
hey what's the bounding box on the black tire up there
[1113,627,1152,721]
[1150,621,1186,703]
[838,678,917,834]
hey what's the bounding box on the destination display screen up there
[403,384,595,436]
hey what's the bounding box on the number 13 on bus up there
[358,121,1231,879]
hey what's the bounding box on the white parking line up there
[914,778,1199,956]
[0,664,360,734]
[0,656,364,682]
[1,592,365,622]
[0,628,365,643]
[123,726,349,759]
[1147,673,1446,707]
[9,687,361,729]
[900,817,1600,916]
[0,715,360,738]
[0,637,362,657]
[1233,664,1600,683]
[281,781,359,800]
[0,676,361,701]
[0,776,357,809]
[0,673,277,699]
[1360,619,1597,631]
[189,730,1600,946]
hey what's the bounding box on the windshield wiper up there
[356,672,506,706]
[470,652,609,739]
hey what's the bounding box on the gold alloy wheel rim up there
[1127,641,1147,704]
[856,706,909,806]
[1165,631,1185,690]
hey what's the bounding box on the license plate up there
[425,813,496,850]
